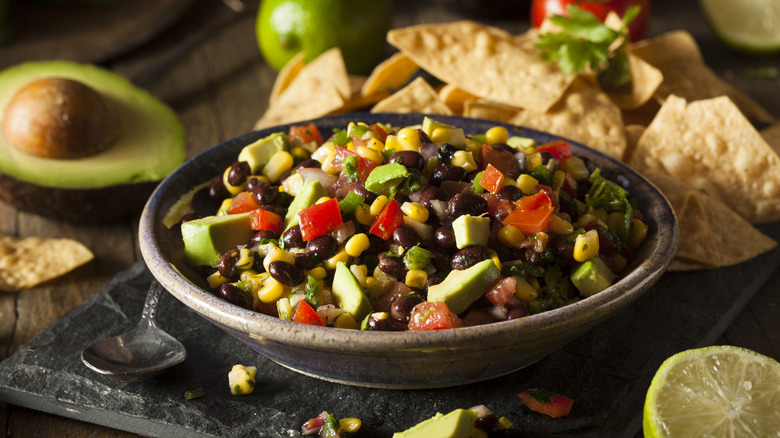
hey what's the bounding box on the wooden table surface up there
[1,1,778,437]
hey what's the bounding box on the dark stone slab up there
[1,222,779,438]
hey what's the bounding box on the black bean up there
[390,295,424,322]
[252,181,277,205]
[344,181,376,204]
[447,192,487,219]
[378,254,407,280]
[434,225,457,251]
[364,312,394,331]
[282,225,305,248]
[294,252,315,270]
[416,128,431,144]
[416,186,442,209]
[519,247,544,266]
[227,161,250,186]
[362,234,389,255]
[208,176,230,203]
[495,184,523,202]
[437,143,457,165]
[268,261,305,286]
[217,283,252,309]
[305,235,337,259]
[451,246,487,270]
[430,164,467,186]
[249,229,278,251]
[392,225,420,250]
[389,150,425,171]
[295,158,321,170]
[180,212,201,223]
[539,151,554,164]
[491,143,514,153]
[427,249,451,272]
[217,248,241,279]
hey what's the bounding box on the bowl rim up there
[139,112,678,352]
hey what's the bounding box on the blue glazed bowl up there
[139,113,678,389]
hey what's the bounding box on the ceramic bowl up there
[139,113,678,389]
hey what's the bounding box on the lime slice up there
[700,0,780,54]
[643,346,780,437]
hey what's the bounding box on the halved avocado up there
[0,60,185,222]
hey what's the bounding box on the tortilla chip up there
[335,76,391,114]
[606,54,664,110]
[387,20,574,113]
[621,99,662,127]
[439,84,479,114]
[761,121,780,156]
[370,77,453,115]
[255,48,351,129]
[631,31,774,124]
[666,192,720,268]
[0,235,93,292]
[463,99,518,122]
[361,52,420,97]
[623,124,645,164]
[507,79,627,159]
[269,51,306,106]
[629,94,780,224]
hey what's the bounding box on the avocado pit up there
[2,77,119,159]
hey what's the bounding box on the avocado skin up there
[0,172,158,223]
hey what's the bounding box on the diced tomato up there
[226,191,260,214]
[503,192,555,235]
[368,199,404,240]
[484,277,516,307]
[371,123,388,143]
[518,390,574,418]
[535,140,572,162]
[407,301,463,331]
[292,300,324,326]
[535,184,559,210]
[249,208,283,233]
[298,198,343,241]
[481,143,520,179]
[332,146,378,181]
[479,164,505,194]
[288,122,323,146]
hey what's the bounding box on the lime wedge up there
[643,345,780,437]
[700,0,780,54]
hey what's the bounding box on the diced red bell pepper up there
[502,192,555,235]
[535,140,572,162]
[407,301,463,331]
[249,208,283,233]
[518,389,574,418]
[298,198,343,241]
[288,122,323,146]
[292,300,324,326]
[226,191,261,214]
[368,198,404,240]
[371,123,388,143]
[479,164,505,194]
[332,146,378,181]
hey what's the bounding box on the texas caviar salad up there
[178,117,648,331]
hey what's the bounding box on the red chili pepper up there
[292,300,324,326]
[249,208,283,233]
[226,191,260,214]
[368,199,404,240]
[298,198,343,241]
[479,163,505,194]
[502,192,555,235]
[535,140,572,162]
[518,389,574,418]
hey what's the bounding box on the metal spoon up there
[81,280,187,381]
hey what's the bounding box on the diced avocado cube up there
[451,214,490,249]
[237,132,288,173]
[392,409,477,438]
[427,259,500,315]
[284,180,327,229]
[507,136,535,150]
[332,262,373,321]
[570,256,616,297]
[182,213,254,267]
[364,162,409,196]
[421,116,466,147]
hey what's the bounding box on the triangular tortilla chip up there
[0,235,93,292]
[761,121,780,157]
[361,52,420,97]
[606,54,664,110]
[387,20,574,113]
[269,51,306,106]
[370,77,453,115]
[439,84,479,115]
[628,95,780,224]
[463,99,519,122]
[666,192,720,268]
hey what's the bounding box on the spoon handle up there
[141,281,166,327]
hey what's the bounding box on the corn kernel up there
[367,137,385,151]
[488,249,502,271]
[498,225,526,249]
[228,364,257,395]
[592,208,608,224]
[525,152,543,172]
[290,146,309,160]
[405,269,428,289]
[321,150,338,175]
[307,266,327,280]
[397,127,421,151]
[262,150,294,183]
[514,276,538,301]
[217,198,232,216]
[356,146,384,165]
[236,247,254,271]
[577,212,598,228]
[325,248,349,270]
[311,144,333,163]
[350,264,368,287]
[384,134,400,151]
[276,297,293,321]
[333,313,360,329]
[339,418,362,433]
[611,253,628,272]
[207,271,230,289]
[315,196,331,204]
[573,229,600,262]
[628,218,648,249]
[465,138,481,156]
[263,246,295,272]
[522,146,537,155]
[345,233,370,257]
[497,416,513,430]
[369,195,389,216]
[401,202,429,223]
[451,150,478,173]
[222,166,246,195]
[486,126,509,145]
[552,169,566,192]
[516,174,539,195]
[354,203,374,225]
[560,156,590,180]
[549,214,574,235]
[257,278,286,303]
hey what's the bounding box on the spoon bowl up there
[81,281,187,382]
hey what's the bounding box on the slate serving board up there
[1,222,779,438]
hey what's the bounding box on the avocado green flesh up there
[426,259,500,315]
[0,60,185,188]
[332,262,373,321]
[570,256,616,297]
[182,212,254,267]
[284,180,327,229]
[392,409,477,438]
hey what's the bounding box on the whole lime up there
[256,0,393,75]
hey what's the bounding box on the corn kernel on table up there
[1,1,779,437]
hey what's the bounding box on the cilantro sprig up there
[535,4,640,90]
